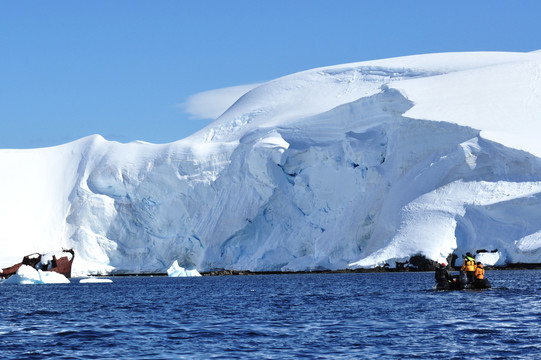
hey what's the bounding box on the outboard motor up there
[458,271,468,289]
[474,278,492,289]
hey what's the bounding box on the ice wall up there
[2,51,541,274]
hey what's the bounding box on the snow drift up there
[2,51,541,275]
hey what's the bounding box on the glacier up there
[2,50,541,275]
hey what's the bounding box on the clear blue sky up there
[1,0,540,149]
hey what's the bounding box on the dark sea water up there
[1,270,540,359]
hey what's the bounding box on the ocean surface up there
[1,270,540,359]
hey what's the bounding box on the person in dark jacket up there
[435,263,451,290]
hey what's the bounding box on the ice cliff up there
[2,51,541,275]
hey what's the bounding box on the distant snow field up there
[2,50,541,275]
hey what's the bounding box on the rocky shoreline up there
[98,253,541,277]
[201,263,541,276]
[101,262,541,277]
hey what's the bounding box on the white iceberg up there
[167,261,202,277]
[2,265,70,284]
[79,278,113,283]
[475,252,503,267]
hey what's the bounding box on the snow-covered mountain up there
[2,51,541,275]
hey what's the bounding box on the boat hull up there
[435,275,491,290]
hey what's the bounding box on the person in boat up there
[461,252,477,283]
[435,263,452,289]
[474,261,491,289]
[474,261,485,285]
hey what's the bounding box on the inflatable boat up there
[435,271,491,290]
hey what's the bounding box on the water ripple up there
[0,270,540,359]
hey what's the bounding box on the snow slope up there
[2,51,541,274]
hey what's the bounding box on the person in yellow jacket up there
[474,262,485,281]
[473,261,491,289]
[461,252,477,283]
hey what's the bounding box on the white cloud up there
[179,83,262,120]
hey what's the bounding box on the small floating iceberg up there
[167,260,202,277]
[2,265,70,284]
[79,278,113,284]
[475,251,502,266]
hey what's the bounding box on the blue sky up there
[1,1,540,149]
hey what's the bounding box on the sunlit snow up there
[2,50,541,274]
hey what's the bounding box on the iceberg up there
[2,265,70,284]
[79,278,113,284]
[2,50,541,274]
[167,261,202,277]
